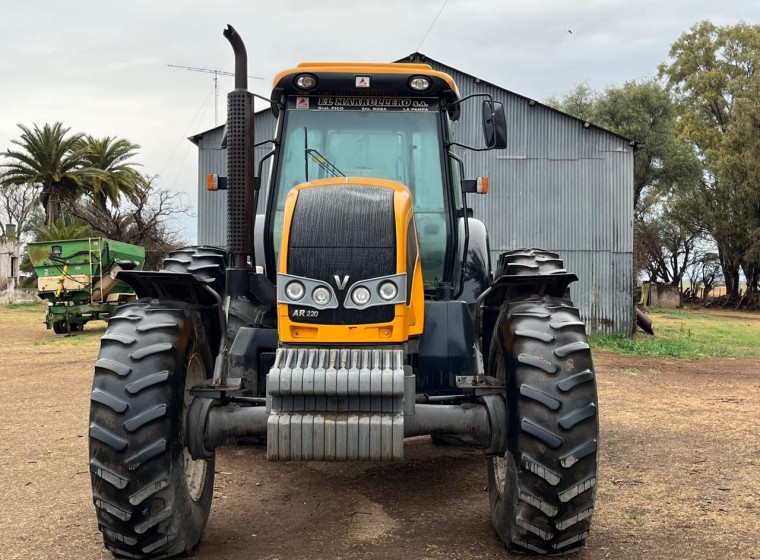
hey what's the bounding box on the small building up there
[0,224,20,291]
[191,54,635,335]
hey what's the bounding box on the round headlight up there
[351,286,371,306]
[295,74,317,90]
[378,281,398,301]
[312,286,332,306]
[409,76,431,91]
[285,281,305,301]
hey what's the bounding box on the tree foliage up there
[1,122,188,271]
[0,123,93,226]
[660,21,760,299]
[76,135,145,210]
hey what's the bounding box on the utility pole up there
[168,64,264,126]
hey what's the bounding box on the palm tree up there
[37,218,97,241]
[78,135,144,209]
[0,122,90,225]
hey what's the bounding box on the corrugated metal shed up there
[191,55,634,335]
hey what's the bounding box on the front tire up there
[487,295,598,555]
[89,299,215,558]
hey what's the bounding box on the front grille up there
[287,185,396,324]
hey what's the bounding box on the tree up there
[64,176,190,270]
[0,182,38,240]
[77,135,143,210]
[637,208,698,286]
[36,219,97,241]
[660,21,760,300]
[0,123,93,225]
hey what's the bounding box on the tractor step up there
[266,347,410,461]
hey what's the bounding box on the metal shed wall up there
[194,59,633,334]
[194,110,277,247]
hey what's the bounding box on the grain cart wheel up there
[89,300,215,559]
[487,295,598,555]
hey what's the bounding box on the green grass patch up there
[591,309,760,359]
[2,301,45,308]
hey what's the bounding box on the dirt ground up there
[0,306,758,560]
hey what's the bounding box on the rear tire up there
[162,246,227,295]
[487,295,598,555]
[89,299,215,558]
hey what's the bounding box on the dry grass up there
[1,304,759,559]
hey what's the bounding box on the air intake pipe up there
[223,24,254,272]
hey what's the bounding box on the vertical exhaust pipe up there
[223,24,254,271]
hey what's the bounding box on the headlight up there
[378,281,398,301]
[312,286,332,306]
[351,286,371,306]
[285,281,305,301]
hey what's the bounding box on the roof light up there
[409,76,431,91]
[295,74,317,90]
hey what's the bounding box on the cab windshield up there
[271,96,450,288]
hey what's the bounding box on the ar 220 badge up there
[292,309,319,318]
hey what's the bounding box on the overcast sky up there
[2,1,758,242]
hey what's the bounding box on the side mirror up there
[482,100,507,149]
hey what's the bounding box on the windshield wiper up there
[304,127,344,180]
[306,148,345,178]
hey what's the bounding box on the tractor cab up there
[262,63,505,296]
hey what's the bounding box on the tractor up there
[89,25,598,558]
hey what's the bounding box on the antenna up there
[168,64,264,126]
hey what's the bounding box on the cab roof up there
[271,62,461,119]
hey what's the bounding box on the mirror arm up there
[446,140,495,152]
[445,91,496,109]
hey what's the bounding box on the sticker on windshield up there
[295,97,310,109]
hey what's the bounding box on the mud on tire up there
[487,295,598,555]
[89,299,215,558]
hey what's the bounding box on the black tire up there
[162,246,228,295]
[52,320,66,334]
[487,295,598,556]
[495,248,567,277]
[226,296,275,347]
[89,299,215,558]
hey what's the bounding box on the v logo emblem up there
[334,275,350,290]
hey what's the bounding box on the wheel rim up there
[492,345,508,497]
[493,454,508,497]
[184,353,207,502]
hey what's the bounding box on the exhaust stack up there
[223,24,254,270]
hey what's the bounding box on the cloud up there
[2,0,758,242]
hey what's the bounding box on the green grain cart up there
[27,238,145,333]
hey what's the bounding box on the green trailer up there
[27,238,145,333]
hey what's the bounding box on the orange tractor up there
[89,25,598,558]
